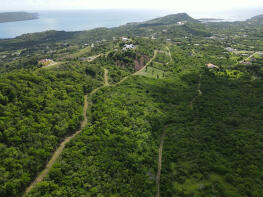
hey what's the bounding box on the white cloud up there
[0,0,263,11]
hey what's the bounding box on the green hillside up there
[0,12,263,197]
[137,13,198,27]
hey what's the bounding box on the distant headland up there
[0,12,38,23]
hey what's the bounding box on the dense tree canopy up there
[1,12,263,197]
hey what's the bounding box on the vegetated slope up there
[26,45,202,196]
[0,37,157,196]
[248,14,263,25]
[0,31,76,51]
[250,14,263,21]
[28,42,263,197]
[1,11,263,197]
[0,62,104,197]
[159,45,263,197]
[161,72,263,197]
[26,76,198,196]
[25,67,111,194]
[0,12,38,23]
[137,13,197,27]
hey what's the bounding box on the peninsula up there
[0,12,38,23]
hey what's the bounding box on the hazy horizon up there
[1,7,263,21]
[1,0,263,13]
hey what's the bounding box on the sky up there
[1,0,263,12]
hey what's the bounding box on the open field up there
[136,66,165,78]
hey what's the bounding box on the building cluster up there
[121,37,136,51]
[123,44,136,51]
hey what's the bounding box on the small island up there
[0,12,38,23]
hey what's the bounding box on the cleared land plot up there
[58,47,92,60]
[155,52,171,64]
[136,66,165,79]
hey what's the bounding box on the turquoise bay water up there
[0,10,171,39]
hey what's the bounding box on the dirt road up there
[104,68,109,86]
[24,51,157,196]
[190,74,202,110]
[24,95,88,195]
[156,126,167,197]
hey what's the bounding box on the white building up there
[177,21,186,25]
[123,44,136,51]
[122,37,129,42]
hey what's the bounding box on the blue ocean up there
[0,8,263,39]
[0,10,171,39]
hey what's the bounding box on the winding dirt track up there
[239,52,258,64]
[155,48,172,197]
[24,69,109,195]
[104,68,109,86]
[24,95,89,195]
[190,74,202,110]
[166,46,172,62]
[156,126,167,197]
[24,51,157,196]
[156,73,202,196]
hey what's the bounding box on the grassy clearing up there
[60,47,92,60]
[136,66,165,79]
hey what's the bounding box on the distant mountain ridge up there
[137,13,198,27]
[0,12,38,23]
[247,14,263,25]
[250,14,263,20]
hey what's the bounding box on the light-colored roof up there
[122,44,136,50]
[206,63,218,69]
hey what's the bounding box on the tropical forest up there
[0,12,263,197]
